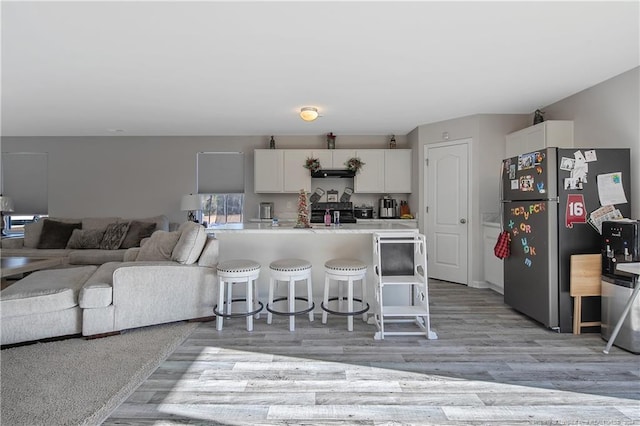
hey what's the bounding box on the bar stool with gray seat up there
[266,258,314,331]
[321,258,369,331]
[214,259,263,332]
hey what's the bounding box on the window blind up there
[197,152,245,193]
[1,152,48,215]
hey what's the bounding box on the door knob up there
[460,218,467,224]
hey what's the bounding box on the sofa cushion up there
[120,215,169,232]
[66,229,105,249]
[197,236,219,268]
[68,249,127,265]
[37,219,82,249]
[136,230,181,261]
[100,222,130,250]
[82,217,120,231]
[79,262,120,308]
[120,221,157,249]
[171,222,207,265]
[1,266,97,317]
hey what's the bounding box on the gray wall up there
[0,134,407,224]
[542,66,639,218]
[412,114,529,287]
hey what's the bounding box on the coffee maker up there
[378,197,398,219]
[602,220,640,277]
[601,219,640,353]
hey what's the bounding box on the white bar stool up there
[214,259,262,331]
[321,258,369,331]
[266,258,314,331]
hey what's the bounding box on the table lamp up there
[0,195,15,236]
[180,194,200,222]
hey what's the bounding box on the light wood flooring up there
[105,280,640,425]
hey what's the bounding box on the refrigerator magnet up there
[564,177,584,190]
[509,164,516,179]
[520,175,534,191]
[565,194,587,228]
[510,179,519,190]
[560,157,575,171]
[584,150,597,162]
[518,153,536,170]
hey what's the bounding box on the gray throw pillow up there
[66,229,106,249]
[119,221,156,249]
[99,222,130,250]
[37,219,82,249]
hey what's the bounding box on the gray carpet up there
[0,321,199,425]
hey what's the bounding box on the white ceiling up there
[2,1,638,137]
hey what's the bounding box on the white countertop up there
[206,221,419,234]
[617,263,640,276]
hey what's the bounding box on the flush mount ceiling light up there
[299,107,319,122]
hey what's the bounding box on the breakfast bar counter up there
[207,222,419,308]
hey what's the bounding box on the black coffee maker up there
[602,220,640,278]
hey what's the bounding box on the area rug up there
[0,321,199,425]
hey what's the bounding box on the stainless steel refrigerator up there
[501,147,631,332]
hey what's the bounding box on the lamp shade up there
[180,194,201,211]
[300,107,319,122]
[0,196,15,213]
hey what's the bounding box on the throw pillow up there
[119,221,157,249]
[136,230,181,261]
[37,219,82,249]
[66,229,106,249]
[99,222,130,250]
[171,221,207,265]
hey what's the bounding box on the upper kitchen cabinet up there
[384,149,412,193]
[355,149,412,193]
[255,149,326,193]
[505,120,574,158]
[283,150,313,192]
[254,149,284,192]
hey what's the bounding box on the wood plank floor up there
[105,280,640,425]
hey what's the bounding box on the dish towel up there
[494,230,511,259]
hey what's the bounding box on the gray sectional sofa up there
[1,214,173,265]
[1,220,218,345]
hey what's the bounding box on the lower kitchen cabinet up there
[483,223,504,294]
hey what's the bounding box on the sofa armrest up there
[123,247,140,261]
[1,237,24,249]
[110,263,216,328]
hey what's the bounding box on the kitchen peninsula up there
[208,221,419,307]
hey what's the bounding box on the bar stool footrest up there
[214,299,264,318]
[321,297,370,316]
[267,297,315,317]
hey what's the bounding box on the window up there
[200,193,244,225]
[196,152,245,226]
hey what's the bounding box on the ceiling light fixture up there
[299,107,319,122]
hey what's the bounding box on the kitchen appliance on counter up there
[501,147,631,333]
[354,205,374,219]
[379,197,398,219]
[310,202,356,224]
[601,219,640,353]
[259,202,274,219]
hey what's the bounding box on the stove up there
[310,202,357,224]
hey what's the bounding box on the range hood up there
[311,169,356,178]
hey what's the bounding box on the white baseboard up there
[470,280,504,295]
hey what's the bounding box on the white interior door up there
[425,141,469,284]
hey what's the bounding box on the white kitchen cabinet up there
[384,149,412,193]
[354,149,412,194]
[354,150,385,193]
[283,150,312,193]
[505,120,574,158]
[254,150,284,193]
[483,223,504,294]
[255,148,411,194]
